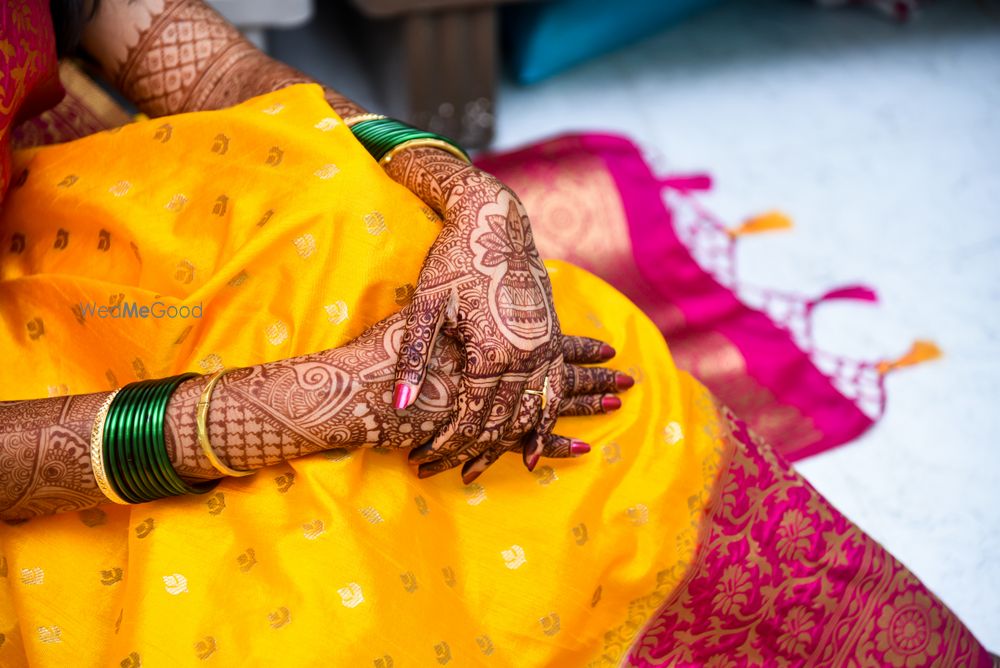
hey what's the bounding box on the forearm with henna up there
[81,0,364,119]
[81,0,468,200]
[165,317,459,480]
[0,317,458,521]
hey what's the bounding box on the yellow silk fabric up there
[0,85,726,666]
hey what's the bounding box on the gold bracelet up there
[342,113,387,128]
[90,389,129,505]
[379,138,472,167]
[197,368,255,477]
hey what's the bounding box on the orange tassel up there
[876,340,942,375]
[727,211,794,238]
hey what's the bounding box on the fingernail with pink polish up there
[526,452,541,472]
[393,383,412,410]
[570,440,591,456]
[615,373,634,390]
[599,344,616,360]
[602,396,622,412]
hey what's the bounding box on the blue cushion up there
[503,0,724,84]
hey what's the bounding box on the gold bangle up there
[90,389,129,505]
[197,368,255,477]
[378,138,472,167]
[342,113,386,128]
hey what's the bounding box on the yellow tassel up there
[876,340,942,375]
[728,211,794,238]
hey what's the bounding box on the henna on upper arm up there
[84,0,365,118]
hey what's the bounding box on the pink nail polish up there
[602,396,622,412]
[599,343,616,360]
[526,451,541,472]
[615,373,634,390]
[393,383,412,410]
[570,440,591,456]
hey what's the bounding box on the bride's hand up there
[316,315,631,480]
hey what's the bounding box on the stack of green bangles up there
[348,117,470,165]
[100,373,218,503]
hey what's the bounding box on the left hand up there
[384,155,619,476]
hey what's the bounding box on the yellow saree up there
[0,84,712,666]
[0,85,990,666]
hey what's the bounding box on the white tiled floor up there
[494,0,1000,648]
[273,0,1000,648]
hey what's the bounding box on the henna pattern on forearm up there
[84,0,364,118]
[0,394,107,521]
[164,316,461,480]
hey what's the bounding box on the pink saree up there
[476,133,938,462]
[477,132,992,665]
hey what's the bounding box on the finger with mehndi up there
[392,292,455,410]
[562,335,616,364]
[565,366,634,396]
[559,394,622,417]
[460,432,590,485]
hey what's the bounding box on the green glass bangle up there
[102,374,217,504]
[350,118,469,163]
[149,373,217,496]
[138,380,187,497]
[120,381,163,502]
[103,386,144,504]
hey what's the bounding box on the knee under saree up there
[0,85,991,666]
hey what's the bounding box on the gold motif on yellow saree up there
[165,193,187,212]
[205,492,226,515]
[267,607,290,629]
[533,465,558,485]
[19,567,43,585]
[359,506,384,525]
[302,520,324,540]
[627,504,649,526]
[433,641,451,665]
[338,583,364,608]
[194,636,216,660]
[400,572,418,593]
[463,483,486,505]
[175,259,195,284]
[264,320,288,346]
[134,518,155,538]
[292,233,315,259]
[153,124,172,143]
[265,146,283,167]
[540,613,561,636]
[236,548,257,572]
[108,180,131,197]
[501,545,526,569]
[662,421,684,445]
[314,164,339,180]
[274,472,295,493]
[324,301,349,325]
[363,211,386,236]
[314,117,338,132]
[210,134,229,155]
[212,194,228,216]
[476,635,494,656]
[162,573,188,595]
[100,568,123,586]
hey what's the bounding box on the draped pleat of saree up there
[0,85,991,666]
